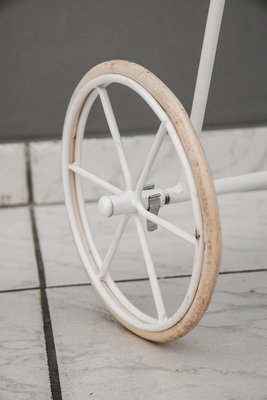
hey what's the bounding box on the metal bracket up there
[143,184,155,191]
[147,193,161,231]
[143,184,161,231]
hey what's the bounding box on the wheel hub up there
[98,186,168,224]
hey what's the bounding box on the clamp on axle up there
[143,184,161,231]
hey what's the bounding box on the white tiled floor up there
[35,191,267,287]
[34,204,89,287]
[0,290,51,400]
[0,193,265,399]
[0,131,267,399]
[0,207,39,290]
[47,272,267,400]
[0,143,28,206]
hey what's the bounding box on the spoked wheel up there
[62,60,221,342]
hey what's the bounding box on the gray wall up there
[0,0,266,142]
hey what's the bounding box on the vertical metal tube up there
[190,0,226,135]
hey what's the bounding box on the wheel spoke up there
[69,163,122,194]
[104,274,158,323]
[136,203,195,245]
[98,215,129,279]
[134,215,167,321]
[97,86,133,190]
[135,121,167,195]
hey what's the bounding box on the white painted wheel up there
[62,60,221,342]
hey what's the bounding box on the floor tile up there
[0,290,51,399]
[36,191,267,286]
[0,143,28,206]
[0,207,38,291]
[34,204,88,287]
[218,190,267,270]
[47,271,267,400]
[30,141,63,205]
[202,126,267,179]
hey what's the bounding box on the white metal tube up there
[104,275,158,323]
[97,170,267,216]
[190,0,225,135]
[98,188,167,217]
[98,191,136,217]
[168,171,267,203]
[135,121,167,195]
[69,163,122,195]
[214,171,267,195]
[74,89,103,269]
[98,215,129,279]
[97,87,133,190]
[135,202,195,245]
[134,215,167,321]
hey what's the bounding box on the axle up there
[98,184,184,219]
[98,170,267,218]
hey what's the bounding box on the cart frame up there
[190,0,267,194]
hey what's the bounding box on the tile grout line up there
[26,143,63,400]
[0,286,40,294]
[1,268,267,295]
[1,191,267,210]
[0,198,99,209]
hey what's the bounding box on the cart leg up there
[190,0,226,135]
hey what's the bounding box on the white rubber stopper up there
[98,196,114,217]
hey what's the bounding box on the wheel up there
[62,60,221,342]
